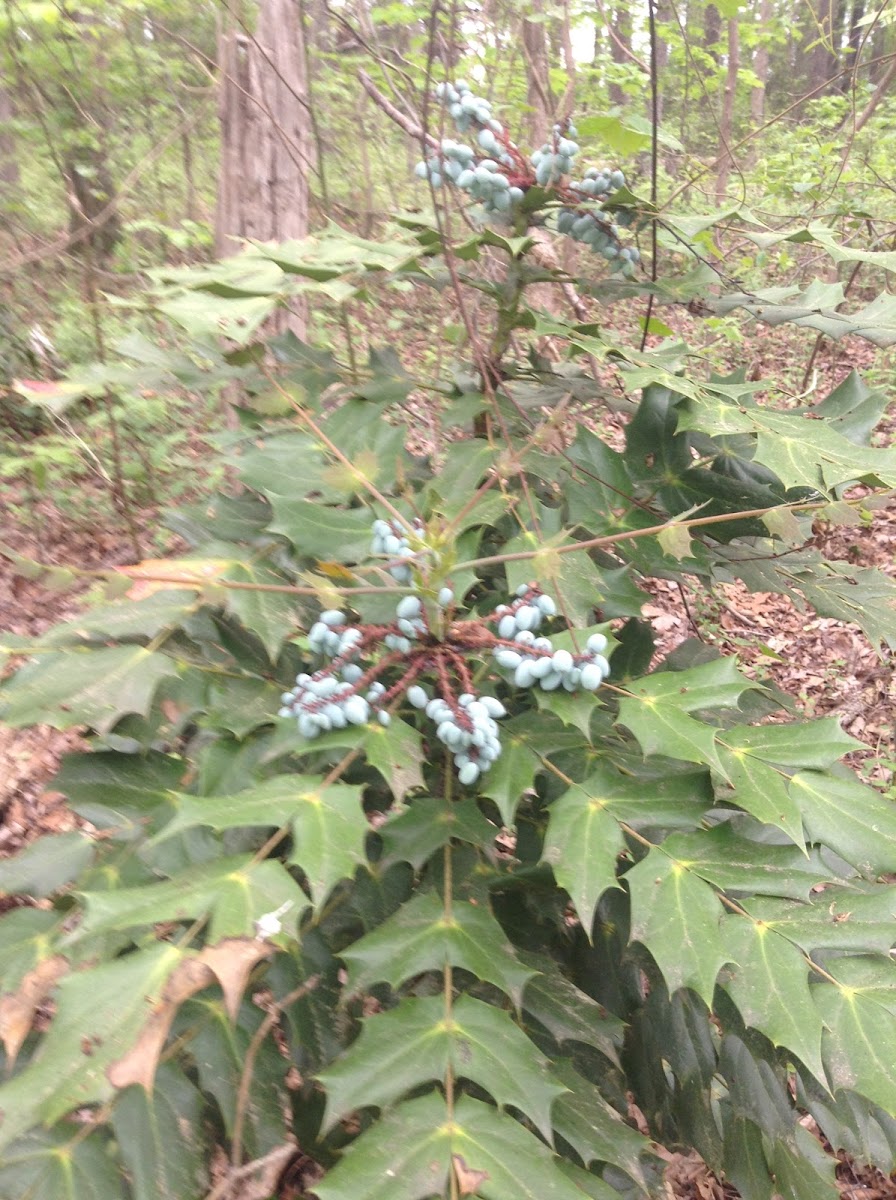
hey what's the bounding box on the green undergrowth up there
[1,171,896,1200]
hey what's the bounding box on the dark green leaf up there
[220,561,301,659]
[816,980,896,1113]
[767,1124,839,1200]
[0,833,96,899]
[0,1126,123,1200]
[152,775,367,906]
[36,590,199,648]
[0,944,188,1152]
[378,796,498,870]
[362,717,425,802]
[0,908,60,991]
[542,784,625,933]
[721,1115,774,1200]
[551,1060,654,1186]
[716,749,804,846]
[267,500,373,561]
[74,855,306,941]
[618,698,726,775]
[478,718,541,826]
[744,886,896,954]
[342,891,536,1006]
[790,771,896,873]
[721,718,859,769]
[814,370,890,445]
[186,996,291,1158]
[719,1033,794,1139]
[319,994,564,1139]
[520,956,625,1063]
[660,825,832,899]
[112,1063,208,1200]
[315,1092,588,1200]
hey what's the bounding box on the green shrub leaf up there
[320,994,565,1139]
[342,891,536,1006]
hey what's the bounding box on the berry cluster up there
[413,81,640,277]
[280,524,611,786]
[491,586,611,692]
[531,126,579,187]
[370,517,424,584]
[416,86,526,218]
[409,686,505,786]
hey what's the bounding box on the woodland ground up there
[0,284,894,1199]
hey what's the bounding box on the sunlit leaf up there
[719,916,824,1079]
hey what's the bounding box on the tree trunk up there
[751,0,772,125]
[806,0,839,93]
[608,5,633,106]
[841,0,866,87]
[653,0,671,126]
[704,2,722,62]
[715,16,740,199]
[65,144,122,261]
[216,0,312,338]
[556,0,577,118]
[522,0,554,144]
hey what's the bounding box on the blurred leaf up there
[0,646,179,733]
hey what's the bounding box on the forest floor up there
[1,288,895,1199]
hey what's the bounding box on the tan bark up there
[216,0,312,338]
[522,0,554,144]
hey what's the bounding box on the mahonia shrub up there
[2,97,896,1200]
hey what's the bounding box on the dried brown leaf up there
[107,938,272,1092]
[0,954,69,1067]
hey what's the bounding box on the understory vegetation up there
[2,4,896,1199]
